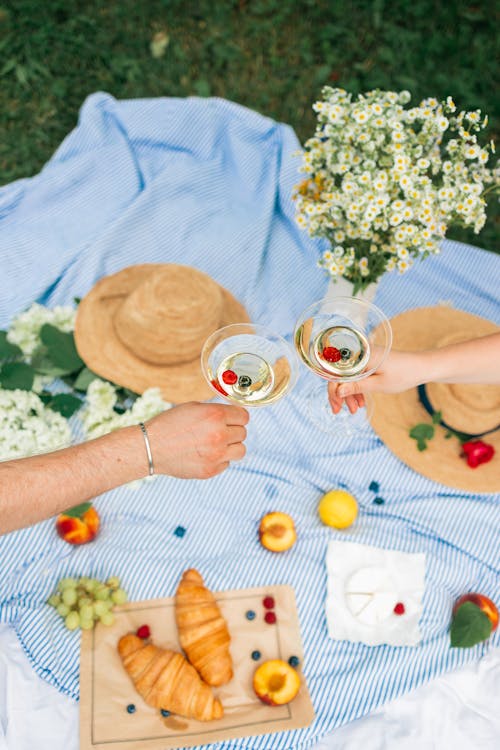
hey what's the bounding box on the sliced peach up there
[253,659,300,706]
[258,512,296,552]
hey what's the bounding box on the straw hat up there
[370,305,500,493]
[74,264,250,403]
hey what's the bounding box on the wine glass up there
[201,323,299,407]
[294,297,392,435]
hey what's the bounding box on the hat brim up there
[74,265,250,403]
[370,306,500,493]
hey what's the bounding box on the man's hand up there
[145,402,249,479]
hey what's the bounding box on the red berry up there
[211,379,228,396]
[222,370,238,385]
[263,596,275,609]
[393,602,405,616]
[322,346,341,363]
[264,611,277,624]
[136,624,151,639]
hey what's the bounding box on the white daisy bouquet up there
[294,88,498,292]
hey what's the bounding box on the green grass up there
[0,0,498,250]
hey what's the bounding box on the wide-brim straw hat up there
[74,264,250,403]
[370,305,500,493]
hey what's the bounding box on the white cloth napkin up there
[325,540,425,646]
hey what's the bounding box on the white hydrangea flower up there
[81,380,170,440]
[7,303,76,357]
[0,389,71,460]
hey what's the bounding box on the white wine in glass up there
[201,324,298,407]
[294,297,392,434]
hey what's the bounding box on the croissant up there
[118,634,223,721]
[175,569,233,686]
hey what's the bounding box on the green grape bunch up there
[47,575,128,631]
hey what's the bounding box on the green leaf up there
[31,348,75,377]
[450,601,492,648]
[73,366,98,392]
[73,297,82,306]
[39,324,84,374]
[0,330,22,360]
[47,393,82,418]
[62,502,92,518]
[410,422,435,451]
[0,362,35,390]
[432,410,443,424]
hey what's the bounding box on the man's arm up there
[0,401,249,535]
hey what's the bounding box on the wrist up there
[418,347,455,385]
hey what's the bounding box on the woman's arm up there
[329,332,500,413]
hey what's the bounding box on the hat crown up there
[113,266,224,365]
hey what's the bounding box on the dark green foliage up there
[0,0,498,250]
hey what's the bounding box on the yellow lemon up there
[318,489,358,529]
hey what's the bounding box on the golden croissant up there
[118,634,223,721]
[175,569,233,686]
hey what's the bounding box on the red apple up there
[453,593,498,631]
[56,502,100,545]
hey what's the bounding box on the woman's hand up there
[328,350,426,414]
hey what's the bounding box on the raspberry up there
[222,370,238,385]
[322,346,341,363]
[264,611,277,624]
[393,602,405,615]
[263,596,275,609]
[136,624,151,639]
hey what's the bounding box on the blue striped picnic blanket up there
[0,93,499,750]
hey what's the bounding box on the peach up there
[56,503,100,545]
[253,659,301,706]
[453,593,498,631]
[258,512,296,552]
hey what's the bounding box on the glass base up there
[307,384,374,437]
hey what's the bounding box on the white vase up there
[324,276,380,305]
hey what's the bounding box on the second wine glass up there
[201,323,299,407]
[294,297,392,435]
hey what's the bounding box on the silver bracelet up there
[139,422,154,476]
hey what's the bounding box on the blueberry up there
[368,481,380,493]
[126,704,136,714]
[173,526,186,538]
[238,375,252,388]
[340,348,351,360]
[251,650,261,660]
[246,609,256,620]
[288,655,300,668]
[160,709,171,717]
[373,496,385,505]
